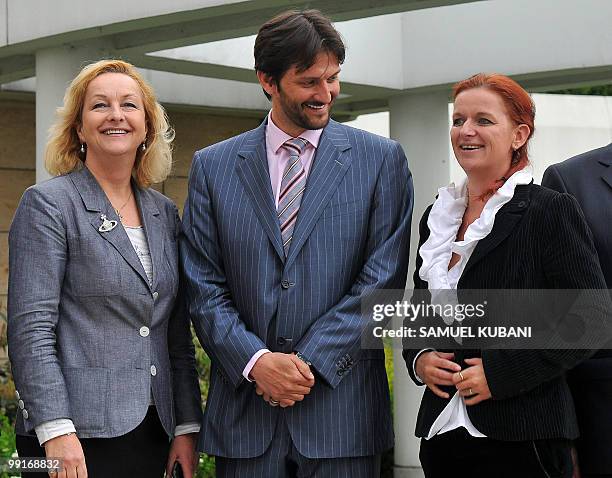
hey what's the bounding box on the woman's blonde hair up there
[45,59,174,187]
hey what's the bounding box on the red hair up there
[452,73,535,195]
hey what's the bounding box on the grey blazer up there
[7,167,201,439]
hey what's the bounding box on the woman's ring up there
[269,399,280,406]
[459,371,465,381]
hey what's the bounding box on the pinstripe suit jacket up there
[181,119,413,458]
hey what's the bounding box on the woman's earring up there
[80,143,85,154]
[141,141,147,151]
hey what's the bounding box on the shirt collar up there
[418,167,534,289]
[266,111,323,154]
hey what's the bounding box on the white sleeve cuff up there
[243,349,271,381]
[174,422,201,436]
[35,419,76,446]
[413,348,435,384]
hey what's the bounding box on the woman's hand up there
[453,357,492,405]
[44,433,87,478]
[415,351,462,399]
[165,433,198,478]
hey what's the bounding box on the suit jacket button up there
[152,291,159,301]
[18,400,24,409]
[518,201,526,208]
[139,326,150,337]
[15,390,20,400]
[281,280,290,289]
[277,337,286,345]
[150,365,157,376]
[22,409,29,420]
[337,370,344,376]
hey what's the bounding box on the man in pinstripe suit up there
[181,10,413,477]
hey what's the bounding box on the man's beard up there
[278,88,333,131]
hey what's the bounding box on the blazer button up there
[139,326,150,337]
[152,291,159,301]
[18,400,24,409]
[518,201,526,208]
[150,365,157,376]
[15,390,20,400]
[277,337,286,345]
[337,369,344,376]
[22,409,29,420]
[281,280,290,289]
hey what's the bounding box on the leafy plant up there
[0,310,16,449]
[195,454,216,478]
[0,413,16,458]
[0,358,17,478]
[548,84,612,96]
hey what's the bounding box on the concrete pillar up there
[388,91,452,478]
[35,43,112,183]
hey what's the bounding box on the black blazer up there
[403,183,609,441]
[543,145,612,473]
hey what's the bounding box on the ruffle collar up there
[419,168,533,290]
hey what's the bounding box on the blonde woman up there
[8,60,201,478]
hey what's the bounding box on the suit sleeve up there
[7,187,72,431]
[482,193,610,400]
[180,150,267,388]
[167,205,202,426]
[541,164,569,193]
[295,140,413,388]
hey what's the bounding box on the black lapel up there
[599,151,612,192]
[236,121,285,261]
[461,183,531,278]
[284,120,352,268]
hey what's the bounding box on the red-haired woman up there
[403,73,609,477]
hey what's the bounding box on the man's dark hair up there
[254,9,345,100]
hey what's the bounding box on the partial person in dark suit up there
[543,144,612,478]
[180,9,413,478]
[403,73,609,478]
[8,60,201,478]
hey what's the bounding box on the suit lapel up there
[461,184,531,278]
[599,153,612,192]
[136,187,163,291]
[285,121,352,268]
[236,122,285,261]
[70,167,151,288]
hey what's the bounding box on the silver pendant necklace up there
[112,189,133,223]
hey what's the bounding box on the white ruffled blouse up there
[417,168,533,440]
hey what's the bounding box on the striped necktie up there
[278,137,308,256]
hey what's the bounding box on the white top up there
[417,168,533,440]
[124,225,155,408]
[124,225,153,284]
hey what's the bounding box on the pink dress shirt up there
[242,112,323,380]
